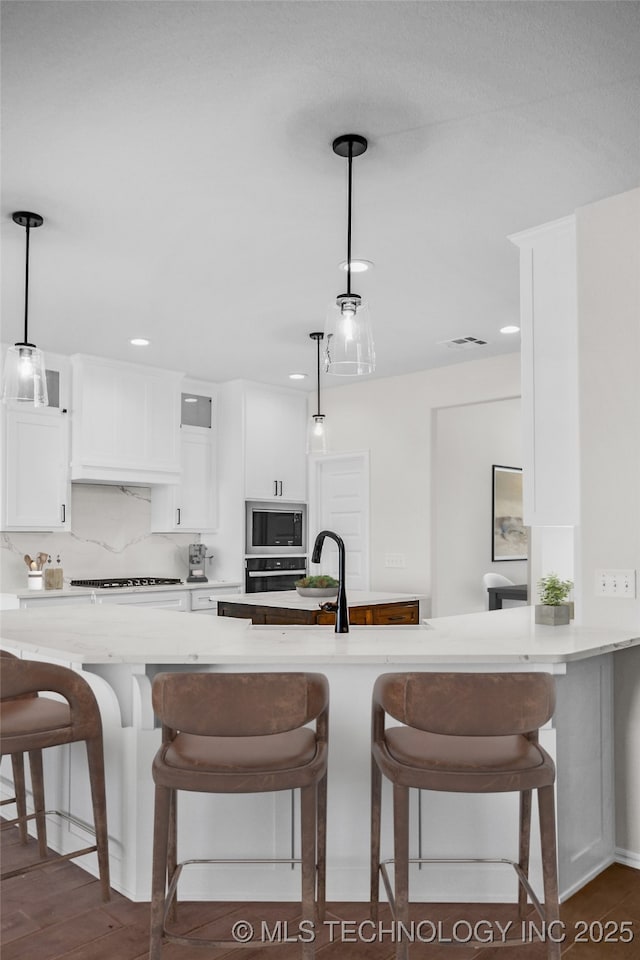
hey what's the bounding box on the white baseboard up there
[615,847,640,870]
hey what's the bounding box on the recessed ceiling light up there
[338,259,373,273]
[130,337,150,346]
[500,325,520,335]
[184,397,198,403]
[289,373,307,380]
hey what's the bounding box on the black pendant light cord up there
[310,332,324,417]
[12,211,43,347]
[23,219,31,345]
[316,334,322,416]
[346,140,353,297]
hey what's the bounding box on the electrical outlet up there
[385,553,406,569]
[595,569,637,598]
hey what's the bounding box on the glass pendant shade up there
[2,344,48,406]
[324,296,375,376]
[306,413,328,455]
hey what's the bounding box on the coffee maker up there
[187,543,209,583]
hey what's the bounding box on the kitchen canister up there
[28,571,44,590]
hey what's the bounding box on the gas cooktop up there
[70,577,183,589]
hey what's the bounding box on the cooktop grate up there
[70,577,183,589]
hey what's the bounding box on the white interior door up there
[311,453,369,590]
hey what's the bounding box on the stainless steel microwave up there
[245,501,307,555]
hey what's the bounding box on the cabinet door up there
[244,386,307,500]
[151,427,217,532]
[2,408,70,531]
[179,429,217,529]
[96,591,189,611]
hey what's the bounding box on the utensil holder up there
[28,571,44,591]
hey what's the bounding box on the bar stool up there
[371,672,559,960]
[149,671,329,960]
[0,653,110,900]
[0,650,41,850]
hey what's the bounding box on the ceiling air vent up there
[438,336,488,350]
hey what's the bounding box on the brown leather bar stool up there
[371,672,559,960]
[0,652,110,900]
[0,650,43,851]
[150,671,329,960]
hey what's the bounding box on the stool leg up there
[28,749,48,859]
[317,772,327,922]
[85,736,111,901]
[370,755,382,922]
[538,785,561,960]
[167,788,178,923]
[150,783,171,960]
[11,754,28,845]
[518,789,532,919]
[393,783,410,960]
[300,783,317,960]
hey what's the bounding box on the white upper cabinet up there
[151,382,218,533]
[510,216,579,526]
[2,407,70,531]
[1,351,71,532]
[243,383,307,501]
[70,355,182,485]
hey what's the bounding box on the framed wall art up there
[491,465,527,561]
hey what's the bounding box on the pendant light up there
[307,331,328,454]
[2,212,48,407]
[325,134,375,376]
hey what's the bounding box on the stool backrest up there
[152,672,329,738]
[0,655,102,745]
[373,672,555,737]
[0,649,37,702]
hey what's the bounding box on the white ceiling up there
[2,1,639,391]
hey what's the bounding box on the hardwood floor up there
[1,824,639,959]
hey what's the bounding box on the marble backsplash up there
[1,484,197,593]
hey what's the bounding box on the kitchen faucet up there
[311,529,349,633]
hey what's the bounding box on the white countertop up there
[6,580,242,601]
[0,604,638,665]
[215,589,423,610]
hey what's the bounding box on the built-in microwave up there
[245,501,307,555]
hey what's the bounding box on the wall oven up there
[245,557,307,593]
[245,501,307,555]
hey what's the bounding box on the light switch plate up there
[385,553,406,569]
[595,569,637,598]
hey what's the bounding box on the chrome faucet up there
[311,529,349,633]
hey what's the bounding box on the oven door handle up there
[247,570,306,578]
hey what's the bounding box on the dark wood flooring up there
[1,824,639,958]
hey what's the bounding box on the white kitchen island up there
[1,604,638,905]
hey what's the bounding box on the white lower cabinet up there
[1,406,71,532]
[95,591,190,612]
[19,594,91,608]
[16,584,242,611]
[190,584,241,614]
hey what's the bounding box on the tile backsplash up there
[1,484,196,593]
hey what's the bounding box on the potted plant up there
[535,573,574,625]
[295,575,339,598]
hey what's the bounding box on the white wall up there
[319,352,521,612]
[574,188,640,862]
[433,397,526,616]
